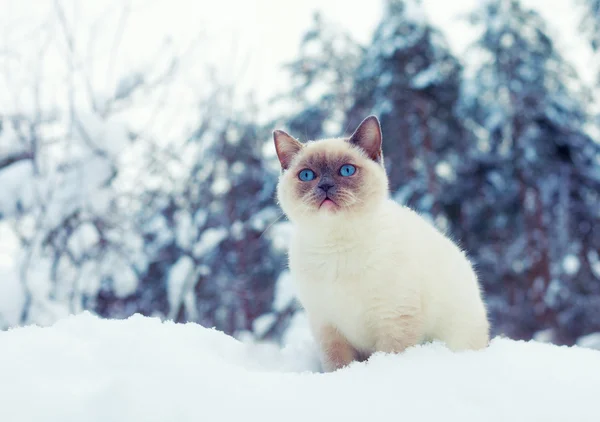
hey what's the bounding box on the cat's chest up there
[290,242,383,349]
[290,240,382,304]
[292,242,375,283]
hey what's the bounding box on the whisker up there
[260,190,316,238]
[259,212,287,239]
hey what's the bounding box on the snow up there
[192,227,228,258]
[266,220,293,252]
[1,313,600,422]
[0,223,23,328]
[67,223,100,259]
[273,270,296,311]
[167,256,195,310]
[562,254,581,275]
[252,313,277,336]
[111,263,138,298]
[587,250,600,279]
[0,160,35,217]
[402,0,427,23]
[577,333,600,350]
[411,64,443,89]
[250,207,281,232]
[211,178,232,196]
[174,210,195,249]
[435,160,455,180]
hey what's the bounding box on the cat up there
[273,115,490,372]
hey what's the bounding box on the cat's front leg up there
[374,312,424,354]
[313,323,358,372]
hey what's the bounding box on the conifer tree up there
[580,0,600,53]
[346,0,467,221]
[277,12,362,140]
[462,0,600,341]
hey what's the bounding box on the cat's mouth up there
[319,198,339,211]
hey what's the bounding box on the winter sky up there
[122,0,595,105]
[1,0,594,118]
[163,0,596,109]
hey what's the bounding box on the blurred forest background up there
[1,0,599,347]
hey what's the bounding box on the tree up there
[275,12,363,140]
[345,0,468,223]
[579,0,600,139]
[580,0,600,53]
[94,86,288,337]
[170,103,286,336]
[1,1,276,333]
[0,0,148,326]
[461,0,600,342]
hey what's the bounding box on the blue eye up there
[339,164,356,177]
[298,169,315,181]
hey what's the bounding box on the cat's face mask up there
[274,116,389,222]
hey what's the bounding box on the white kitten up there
[274,116,490,372]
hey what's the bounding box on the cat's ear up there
[348,115,382,163]
[273,129,303,170]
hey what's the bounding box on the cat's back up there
[382,199,486,327]
[380,199,469,267]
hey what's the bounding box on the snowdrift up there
[1,313,599,422]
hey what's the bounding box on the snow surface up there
[1,313,599,422]
[577,332,600,350]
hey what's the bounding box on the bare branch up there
[53,0,97,112]
[0,151,33,170]
[106,0,132,89]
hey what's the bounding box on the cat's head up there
[274,116,389,224]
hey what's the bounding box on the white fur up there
[276,137,489,372]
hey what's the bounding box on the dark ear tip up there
[274,128,293,137]
[273,129,284,141]
[364,115,380,125]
